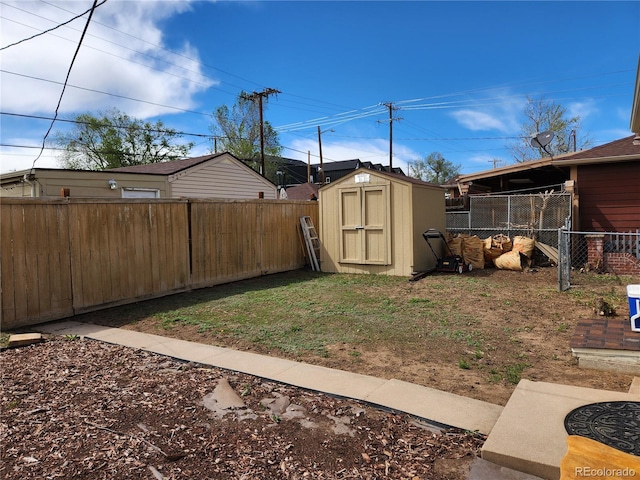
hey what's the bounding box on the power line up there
[1,70,212,117]
[1,111,213,139]
[31,0,101,173]
[0,0,107,51]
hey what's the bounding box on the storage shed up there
[319,168,446,276]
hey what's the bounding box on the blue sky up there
[1,0,639,175]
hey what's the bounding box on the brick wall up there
[586,234,640,275]
[605,252,640,276]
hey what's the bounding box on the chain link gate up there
[558,218,571,291]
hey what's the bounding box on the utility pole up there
[379,102,402,172]
[241,88,280,176]
[317,126,325,185]
[317,126,334,185]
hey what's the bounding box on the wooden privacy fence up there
[1,198,319,329]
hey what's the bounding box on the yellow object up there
[560,435,640,480]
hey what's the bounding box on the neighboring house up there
[284,182,319,201]
[1,153,278,200]
[263,156,311,186]
[452,135,640,232]
[0,168,169,198]
[315,159,405,184]
[631,54,640,138]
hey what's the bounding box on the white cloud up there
[568,99,598,121]
[0,143,60,173]
[450,110,510,132]
[0,0,217,173]
[465,153,509,173]
[449,91,525,134]
[0,0,216,119]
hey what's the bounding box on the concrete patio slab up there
[481,379,639,480]
[364,379,503,435]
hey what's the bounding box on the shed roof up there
[321,167,443,189]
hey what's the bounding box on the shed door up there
[338,185,390,265]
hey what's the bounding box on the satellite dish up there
[530,131,554,149]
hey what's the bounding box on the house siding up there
[0,170,168,198]
[577,161,640,231]
[169,157,277,199]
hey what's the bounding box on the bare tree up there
[508,96,591,162]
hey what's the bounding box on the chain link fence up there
[446,192,640,290]
[558,228,640,291]
[446,192,571,256]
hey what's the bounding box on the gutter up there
[551,154,640,166]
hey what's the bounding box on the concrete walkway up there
[34,320,503,436]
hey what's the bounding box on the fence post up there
[558,217,571,292]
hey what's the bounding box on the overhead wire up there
[30,0,101,173]
[2,3,633,173]
[2,4,355,120]
[1,71,212,117]
[0,0,107,51]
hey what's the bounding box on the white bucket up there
[628,285,640,332]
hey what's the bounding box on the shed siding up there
[411,185,447,272]
[320,169,445,277]
[577,162,640,231]
[169,157,277,199]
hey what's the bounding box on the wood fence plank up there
[1,205,17,324]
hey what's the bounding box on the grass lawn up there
[19,267,639,405]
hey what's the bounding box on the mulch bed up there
[1,338,484,479]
